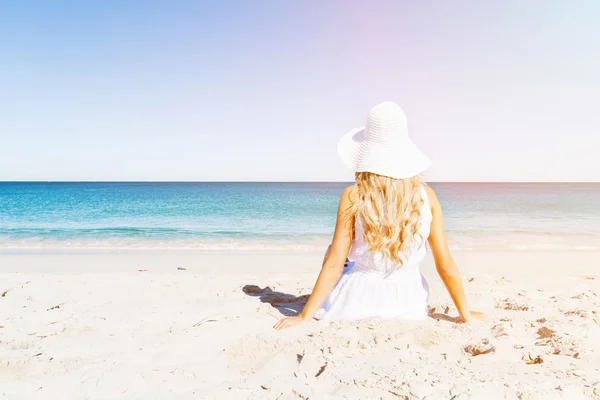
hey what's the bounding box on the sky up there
[0,0,599,182]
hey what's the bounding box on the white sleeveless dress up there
[315,186,433,321]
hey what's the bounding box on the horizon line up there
[1,180,599,184]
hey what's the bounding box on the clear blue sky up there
[1,1,599,182]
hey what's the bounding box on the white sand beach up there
[1,251,599,399]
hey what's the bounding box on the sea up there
[0,182,598,252]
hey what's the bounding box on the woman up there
[274,102,483,330]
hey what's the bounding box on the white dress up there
[315,186,433,321]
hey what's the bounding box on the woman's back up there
[314,184,433,321]
[349,185,432,278]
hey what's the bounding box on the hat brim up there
[338,127,432,179]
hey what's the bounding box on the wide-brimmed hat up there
[338,102,431,179]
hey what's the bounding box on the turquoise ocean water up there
[0,182,598,252]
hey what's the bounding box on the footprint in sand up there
[491,324,509,338]
[564,309,589,318]
[496,298,530,311]
[570,290,598,300]
[534,326,580,358]
[464,338,495,356]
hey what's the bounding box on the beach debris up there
[444,306,450,314]
[467,277,475,282]
[513,344,524,349]
[2,290,8,297]
[386,389,406,398]
[260,385,269,390]
[32,353,42,358]
[177,267,187,271]
[47,303,64,311]
[537,326,555,339]
[138,269,148,272]
[552,342,580,357]
[192,316,218,327]
[292,388,309,399]
[522,354,543,364]
[315,362,328,378]
[584,276,595,280]
[296,351,304,366]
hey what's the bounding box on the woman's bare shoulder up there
[342,184,358,198]
[423,184,436,200]
[423,185,441,211]
[339,184,358,209]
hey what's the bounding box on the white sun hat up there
[338,102,431,179]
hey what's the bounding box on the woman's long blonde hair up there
[353,172,425,267]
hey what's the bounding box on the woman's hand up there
[273,315,308,330]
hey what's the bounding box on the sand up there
[1,251,599,399]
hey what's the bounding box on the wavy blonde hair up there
[353,172,425,267]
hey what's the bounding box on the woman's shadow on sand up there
[243,285,309,317]
[243,284,461,323]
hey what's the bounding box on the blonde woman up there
[274,102,483,330]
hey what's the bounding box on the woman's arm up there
[274,185,355,330]
[425,186,483,323]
